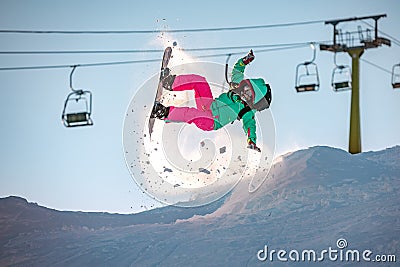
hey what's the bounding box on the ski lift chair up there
[295,43,320,93]
[62,90,93,127]
[392,63,400,89]
[295,62,320,92]
[61,66,94,127]
[331,54,352,92]
[331,66,352,91]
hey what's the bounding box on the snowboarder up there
[150,50,271,152]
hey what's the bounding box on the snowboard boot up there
[161,68,176,91]
[150,102,170,120]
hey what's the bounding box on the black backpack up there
[253,83,272,111]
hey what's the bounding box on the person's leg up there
[166,107,214,131]
[172,74,214,110]
[157,74,215,131]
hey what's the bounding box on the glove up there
[247,139,261,152]
[242,49,255,65]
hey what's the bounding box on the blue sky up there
[0,0,399,213]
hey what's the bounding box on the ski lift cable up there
[199,44,307,58]
[0,19,326,35]
[361,58,393,75]
[0,44,306,71]
[0,41,328,55]
[0,58,161,71]
[0,49,164,55]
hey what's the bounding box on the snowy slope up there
[1,146,399,266]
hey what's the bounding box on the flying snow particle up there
[199,168,211,174]
[163,167,173,173]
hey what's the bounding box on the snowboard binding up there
[160,68,176,91]
[150,102,170,120]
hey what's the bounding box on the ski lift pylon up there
[331,53,352,92]
[392,63,400,89]
[295,43,320,93]
[61,65,93,127]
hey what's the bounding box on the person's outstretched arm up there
[231,50,255,84]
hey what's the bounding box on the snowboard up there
[148,46,172,138]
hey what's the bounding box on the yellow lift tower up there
[320,14,391,154]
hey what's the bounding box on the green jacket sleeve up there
[241,110,257,144]
[231,58,246,84]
